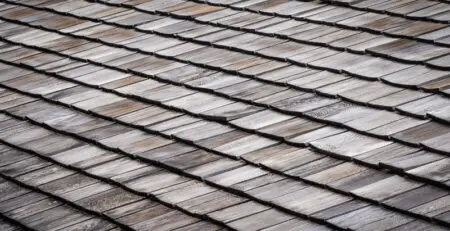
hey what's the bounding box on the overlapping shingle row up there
[0,0,448,230]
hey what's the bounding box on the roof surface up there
[0,0,449,230]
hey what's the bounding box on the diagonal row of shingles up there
[0,1,446,180]
[0,16,449,186]
[92,0,450,47]
[0,3,448,190]
[178,0,450,41]
[316,0,450,23]
[0,118,232,230]
[130,0,450,70]
[141,0,450,47]
[0,94,338,231]
[2,2,450,138]
[109,0,450,70]
[0,33,449,229]
[0,25,446,189]
[2,0,445,122]
[2,0,449,119]
[21,0,450,78]
[0,115,242,231]
[0,159,126,231]
[0,39,446,189]
[0,4,448,154]
[0,79,448,231]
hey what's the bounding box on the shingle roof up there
[0,0,449,230]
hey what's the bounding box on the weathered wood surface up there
[0,0,448,230]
